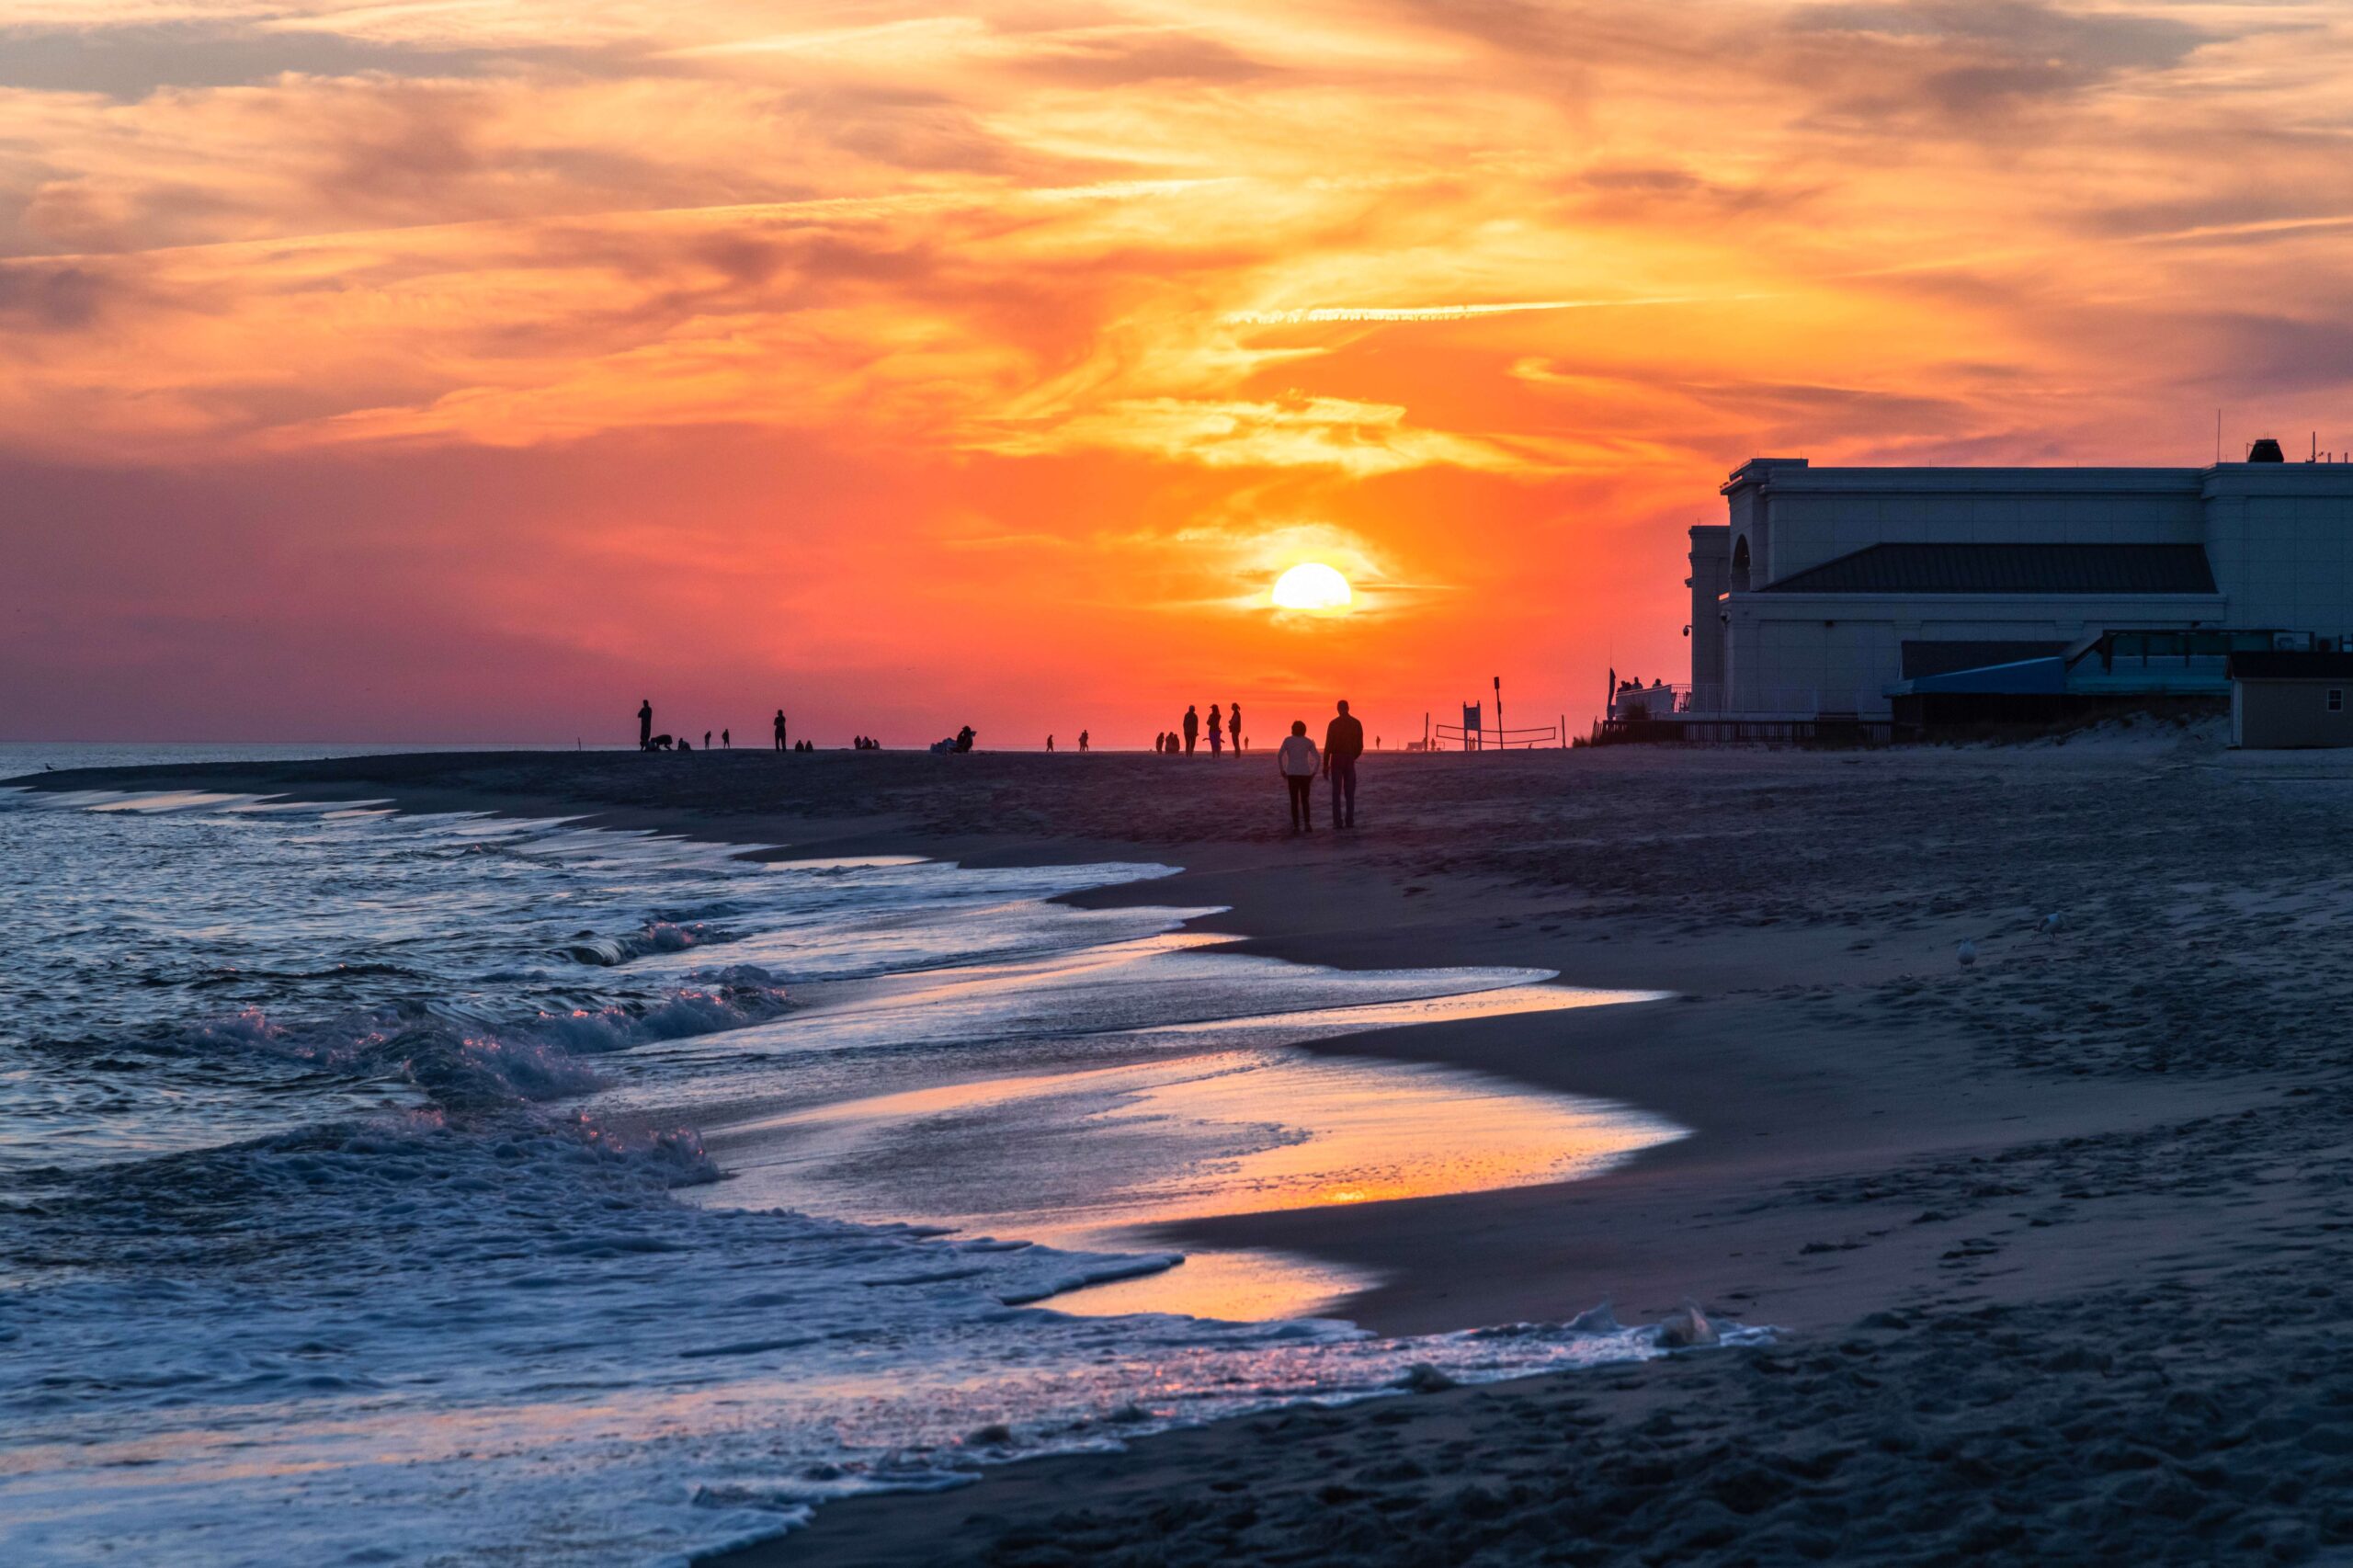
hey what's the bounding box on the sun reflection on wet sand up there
[693,983,1678,1321]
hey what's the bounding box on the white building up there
[1684,452,2353,720]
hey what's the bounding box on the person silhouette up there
[1278,720,1319,834]
[703,730,711,751]
[639,699,653,751]
[1182,705,1199,755]
[1078,730,1089,753]
[1208,703,1223,756]
[1230,702,1243,754]
[722,728,731,749]
[773,710,787,751]
[1047,734,1055,752]
[1323,699,1364,828]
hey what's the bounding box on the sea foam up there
[0,788,1737,1566]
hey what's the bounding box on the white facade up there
[1689,459,2353,718]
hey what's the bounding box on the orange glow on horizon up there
[7,3,2353,744]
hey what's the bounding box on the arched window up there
[1730,534,1752,592]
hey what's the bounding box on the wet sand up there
[29,727,2353,1563]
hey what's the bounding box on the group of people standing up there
[1273,699,1364,832]
[1142,697,1363,832]
[631,694,1363,835]
[635,701,813,752]
[1155,702,1245,756]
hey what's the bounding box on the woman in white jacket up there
[1276,721,1320,835]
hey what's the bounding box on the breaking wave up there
[151,965,791,1110]
[0,788,1732,1568]
[564,918,733,966]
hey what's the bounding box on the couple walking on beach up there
[1276,699,1364,833]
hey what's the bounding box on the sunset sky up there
[7,1,2353,745]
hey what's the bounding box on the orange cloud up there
[6,2,2353,744]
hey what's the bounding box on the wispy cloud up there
[11,0,2353,741]
[1223,292,1779,324]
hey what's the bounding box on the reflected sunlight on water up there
[693,982,1677,1320]
[2,780,1699,1565]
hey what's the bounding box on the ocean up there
[0,746,1711,1565]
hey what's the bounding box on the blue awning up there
[1890,656,2068,697]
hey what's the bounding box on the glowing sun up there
[1271,562,1353,611]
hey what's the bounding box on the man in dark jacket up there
[1322,699,1364,827]
[639,699,654,750]
[1182,705,1199,755]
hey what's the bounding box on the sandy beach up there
[31,726,2353,1564]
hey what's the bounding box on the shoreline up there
[28,741,2353,1564]
[9,747,2245,1335]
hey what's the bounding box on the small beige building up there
[2228,652,2353,749]
[1685,453,2353,722]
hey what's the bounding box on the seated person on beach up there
[1277,722,1319,834]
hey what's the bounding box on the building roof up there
[1760,542,2218,596]
[2227,652,2353,680]
[1720,457,2353,498]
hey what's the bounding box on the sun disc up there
[1272,562,1352,611]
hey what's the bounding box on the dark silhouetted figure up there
[1182,706,1199,755]
[722,729,731,749]
[1208,704,1224,756]
[648,733,674,751]
[955,725,977,754]
[1047,734,1055,752]
[1323,699,1364,828]
[1079,730,1089,753]
[703,730,711,751]
[1230,702,1243,754]
[639,699,654,751]
[1278,720,1319,834]
[678,736,693,752]
[773,710,788,751]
